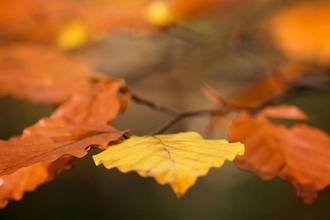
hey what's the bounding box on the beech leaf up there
[93,132,244,197]
[0,77,128,177]
[0,117,126,176]
[0,155,74,208]
[228,110,330,204]
[0,44,95,104]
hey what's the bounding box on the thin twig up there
[130,93,179,116]
[124,83,330,136]
[125,87,255,135]
[120,86,179,116]
[148,108,240,135]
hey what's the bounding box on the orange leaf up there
[269,1,330,66]
[0,117,125,176]
[0,156,74,208]
[203,64,307,108]
[0,44,95,104]
[0,0,156,44]
[0,78,128,206]
[228,63,307,108]
[0,78,128,175]
[228,110,330,204]
[258,105,308,120]
[52,79,126,124]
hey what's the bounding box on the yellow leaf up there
[57,20,89,50]
[145,1,173,26]
[93,132,244,196]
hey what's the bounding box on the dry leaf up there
[0,155,74,208]
[0,117,125,176]
[93,132,244,196]
[52,79,126,124]
[0,44,95,104]
[0,78,127,176]
[228,108,330,204]
[0,78,129,207]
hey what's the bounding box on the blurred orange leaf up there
[258,105,308,120]
[228,108,330,204]
[269,1,330,66]
[0,44,96,104]
[0,0,240,48]
[0,0,156,45]
[203,64,307,108]
[228,63,307,108]
[0,156,74,208]
[145,0,221,26]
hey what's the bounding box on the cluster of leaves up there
[1,0,330,209]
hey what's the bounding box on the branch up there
[120,87,179,116]
[123,82,330,135]
[148,108,240,135]
[125,88,254,135]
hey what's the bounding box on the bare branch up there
[148,108,240,135]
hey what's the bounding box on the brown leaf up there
[52,79,126,124]
[0,156,74,208]
[0,77,129,206]
[0,44,96,104]
[0,78,127,177]
[0,117,125,176]
[228,110,330,204]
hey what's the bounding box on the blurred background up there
[1,0,330,219]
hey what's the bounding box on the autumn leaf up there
[269,1,330,66]
[0,117,125,177]
[203,64,307,109]
[228,108,330,204]
[93,132,244,196]
[0,0,243,48]
[0,78,128,176]
[0,78,129,207]
[259,105,308,120]
[0,0,156,45]
[0,44,97,104]
[52,79,126,124]
[228,64,307,108]
[0,156,74,208]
